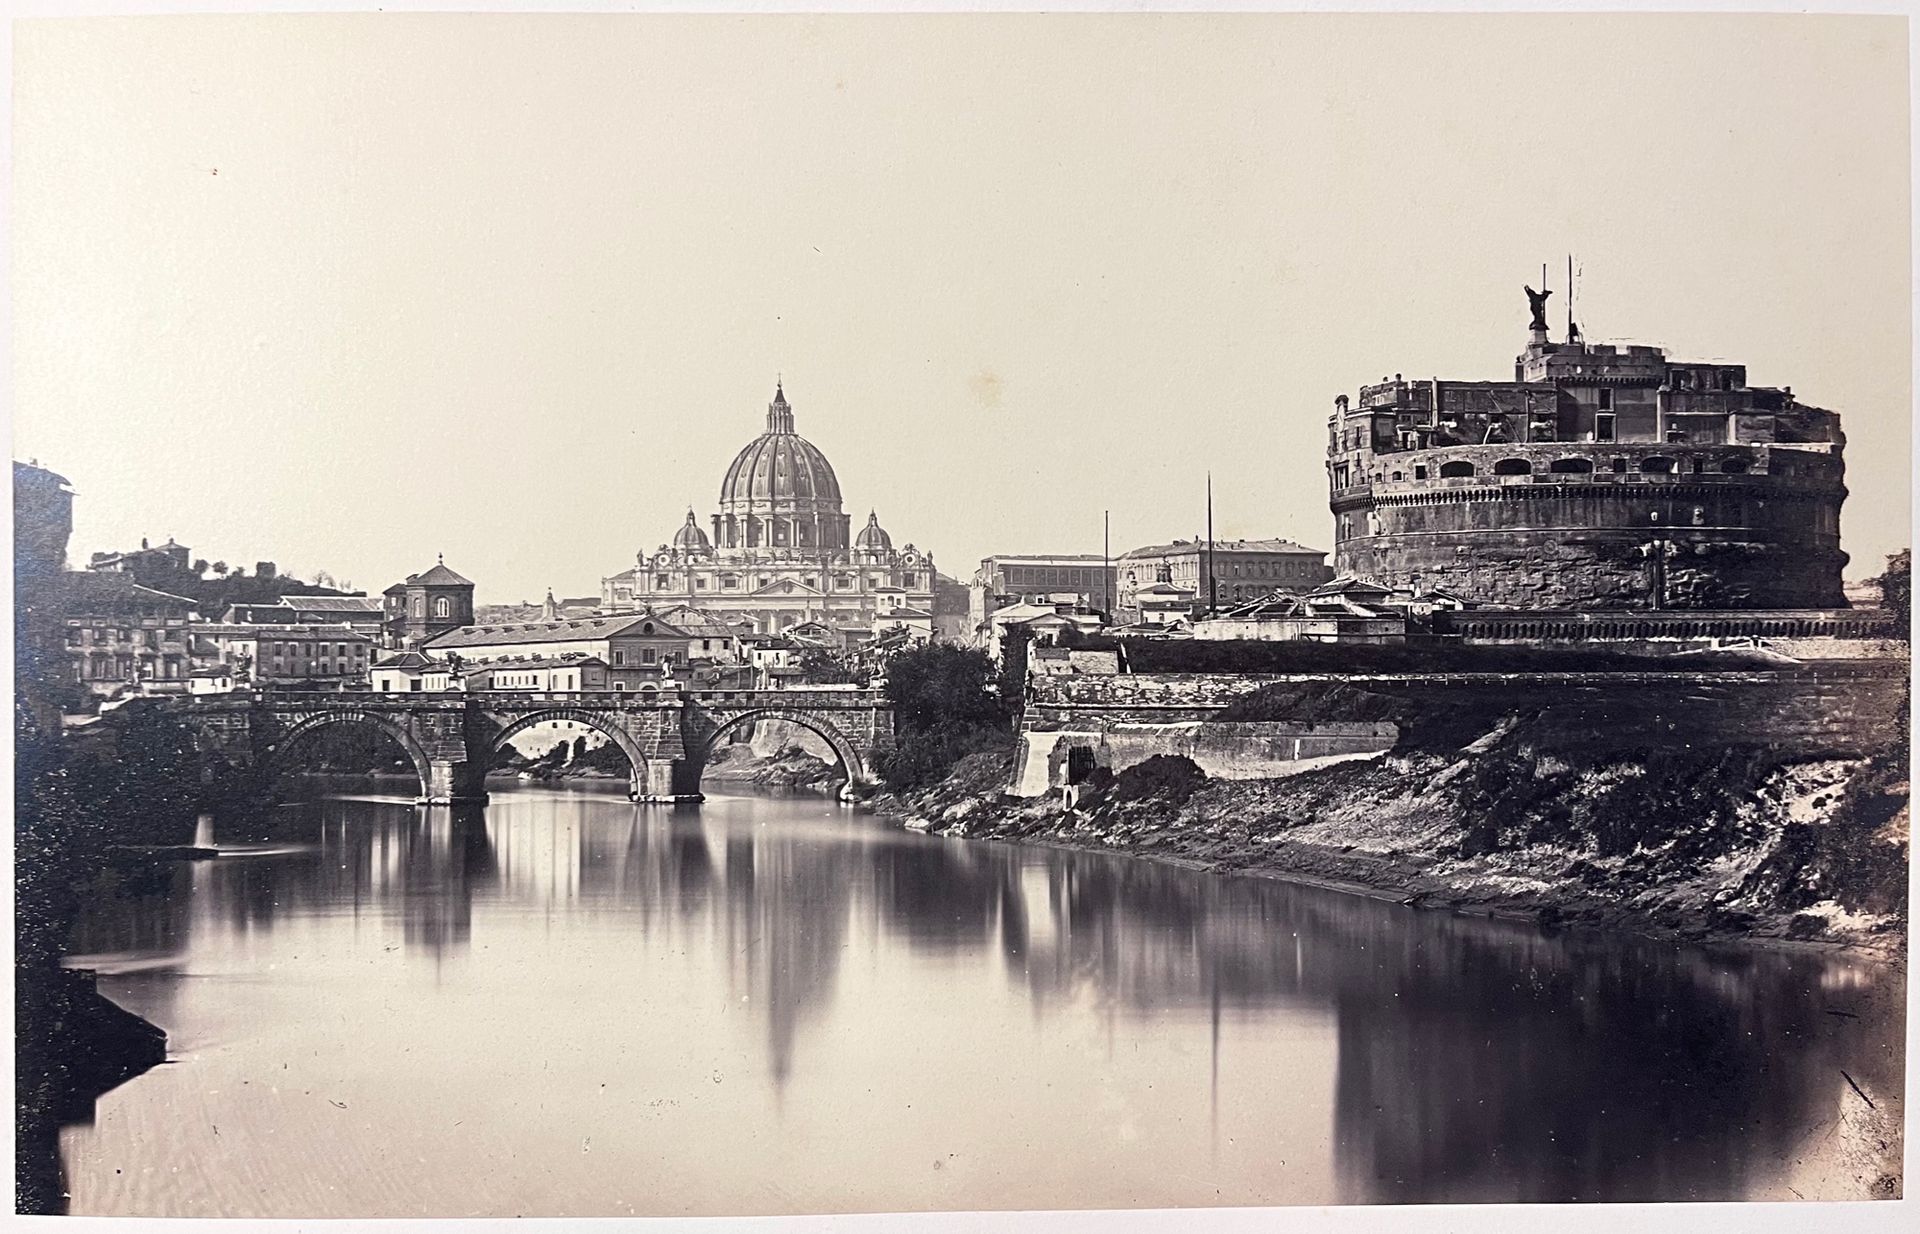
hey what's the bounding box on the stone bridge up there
[170,687,894,804]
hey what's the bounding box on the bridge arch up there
[268,710,434,798]
[485,707,651,790]
[689,708,866,792]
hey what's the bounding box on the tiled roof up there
[461,654,607,676]
[195,622,372,639]
[424,613,688,650]
[1118,538,1326,560]
[372,651,441,671]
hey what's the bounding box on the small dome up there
[671,509,712,553]
[855,510,892,551]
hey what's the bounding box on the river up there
[59,782,1903,1216]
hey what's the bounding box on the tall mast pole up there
[1205,472,1216,617]
[1567,253,1574,339]
[1103,510,1111,615]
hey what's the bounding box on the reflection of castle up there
[601,384,945,639]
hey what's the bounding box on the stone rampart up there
[1009,721,1399,797]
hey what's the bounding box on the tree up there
[212,561,229,577]
[255,561,277,579]
[796,647,866,685]
[572,736,588,763]
[1873,549,1910,637]
[874,643,1014,790]
[313,569,336,589]
[192,558,209,575]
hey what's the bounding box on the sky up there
[11,13,1912,603]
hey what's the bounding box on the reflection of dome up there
[719,383,843,514]
[671,509,712,553]
[854,511,892,551]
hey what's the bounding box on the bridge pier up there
[421,758,489,806]
[634,758,701,804]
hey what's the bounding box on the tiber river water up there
[61,781,1903,1217]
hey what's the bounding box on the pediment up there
[749,578,827,598]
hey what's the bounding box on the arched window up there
[1493,458,1532,476]
[1548,458,1594,474]
[433,597,450,618]
[1720,457,1750,474]
[1640,456,1674,474]
[1438,460,1475,478]
[412,596,424,617]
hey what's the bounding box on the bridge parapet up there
[167,687,893,804]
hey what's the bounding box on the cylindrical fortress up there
[1325,326,1848,610]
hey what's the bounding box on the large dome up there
[718,383,844,513]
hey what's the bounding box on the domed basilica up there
[601,383,938,638]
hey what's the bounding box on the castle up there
[1324,291,1848,610]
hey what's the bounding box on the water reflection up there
[62,787,1902,1215]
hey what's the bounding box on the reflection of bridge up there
[171,688,894,803]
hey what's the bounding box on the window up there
[1595,413,1616,442]
[1492,458,1531,476]
[433,597,451,618]
[1548,458,1594,474]
[1612,457,1630,473]
[1414,465,1428,480]
[1691,458,1705,474]
[1640,457,1674,474]
[642,648,657,664]
[722,575,739,590]
[412,597,424,617]
[612,650,625,665]
[1439,461,1475,478]
[1597,388,1612,411]
[655,575,669,588]
[696,577,709,589]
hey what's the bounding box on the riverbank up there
[873,696,1910,959]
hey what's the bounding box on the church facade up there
[601,383,939,639]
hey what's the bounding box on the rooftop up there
[1120,538,1326,560]
[424,612,689,650]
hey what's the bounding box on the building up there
[475,592,605,625]
[369,652,454,694]
[976,599,1108,661]
[459,654,611,692]
[1130,582,1199,627]
[86,536,192,579]
[225,595,385,637]
[186,665,238,695]
[383,557,476,648]
[651,604,751,663]
[969,554,1117,632]
[600,382,951,637]
[14,460,74,580]
[53,573,198,694]
[194,622,375,688]
[1324,290,1849,609]
[1116,538,1330,620]
[421,613,693,685]
[1192,576,1466,643]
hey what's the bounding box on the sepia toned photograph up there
[9,6,1912,1225]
